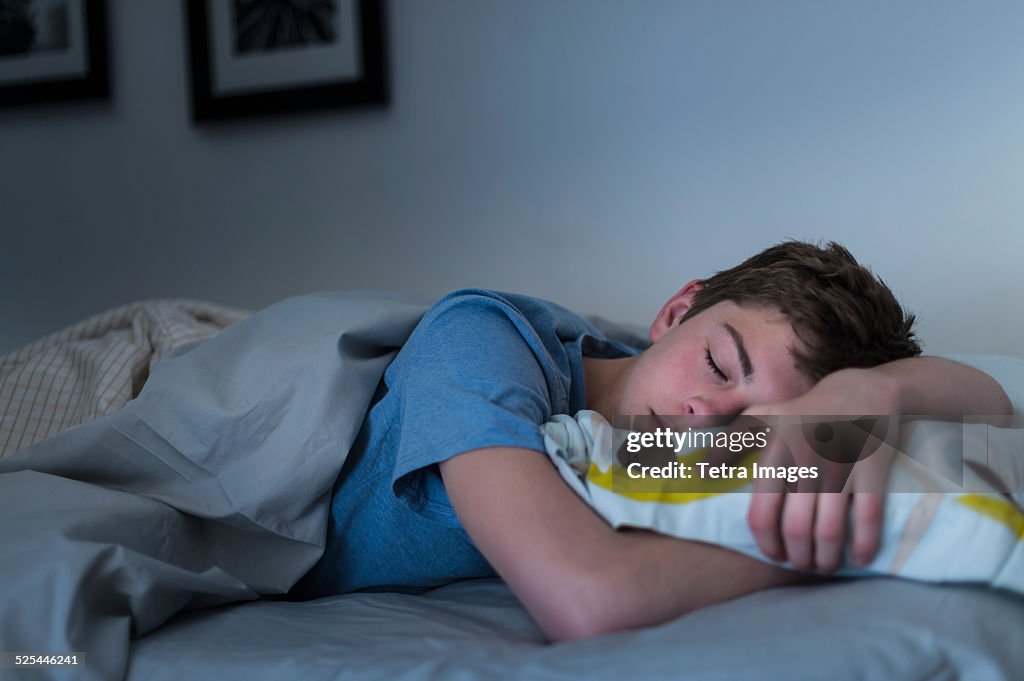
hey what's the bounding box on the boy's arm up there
[440,446,812,642]
[866,356,1012,417]
[745,356,1014,573]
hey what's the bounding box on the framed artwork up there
[0,0,109,107]
[186,0,388,122]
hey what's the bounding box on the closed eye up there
[705,347,727,381]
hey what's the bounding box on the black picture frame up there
[0,0,109,107]
[186,0,388,122]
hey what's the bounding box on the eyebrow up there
[722,323,753,381]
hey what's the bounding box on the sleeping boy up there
[294,240,1012,642]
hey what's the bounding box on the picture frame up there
[0,0,109,107]
[186,0,388,122]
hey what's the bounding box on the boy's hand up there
[739,368,901,574]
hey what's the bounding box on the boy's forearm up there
[442,446,814,642]
[867,356,1012,416]
[573,529,811,640]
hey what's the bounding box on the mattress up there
[2,296,1022,681]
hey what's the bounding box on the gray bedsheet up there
[129,578,1024,681]
[0,291,429,681]
[2,291,1023,681]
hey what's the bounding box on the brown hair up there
[681,240,922,381]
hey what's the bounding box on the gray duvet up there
[1,292,1022,681]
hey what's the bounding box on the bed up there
[2,294,1023,681]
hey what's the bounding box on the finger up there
[753,429,790,495]
[795,452,821,494]
[747,491,786,562]
[818,459,855,494]
[812,493,849,574]
[780,491,818,571]
[849,492,885,566]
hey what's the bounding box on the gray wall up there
[2,0,1022,356]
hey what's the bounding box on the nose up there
[681,399,703,416]
[685,392,745,417]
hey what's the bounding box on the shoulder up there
[388,289,585,415]
[403,289,545,355]
[419,288,584,330]
[416,288,531,332]
[391,289,564,390]
[413,288,605,352]
[404,289,584,362]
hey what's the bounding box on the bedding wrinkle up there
[2,295,1023,680]
[0,299,250,459]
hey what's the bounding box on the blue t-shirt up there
[294,289,640,597]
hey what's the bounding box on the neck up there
[582,355,636,422]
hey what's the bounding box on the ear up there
[650,279,704,343]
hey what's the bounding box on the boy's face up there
[616,282,814,419]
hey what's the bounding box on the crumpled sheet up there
[0,299,251,458]
[0,291,429,681]
[3,295,1024,681]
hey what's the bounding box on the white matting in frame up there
[206,0,361,97]
[0,0,88,85]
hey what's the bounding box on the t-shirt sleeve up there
[388,294,566,525]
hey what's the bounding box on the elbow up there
[540,604,620,644]
[982,391,1015,430]
[533,584,615,643]
[541,617,594,644]
[984,379,1014,418]
[535,572,663,643]
[996,388,1014,417]
[544,603,625,643]
[975,366,1014,417]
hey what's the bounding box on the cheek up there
[653,347,698,384]
[633,354,695,403]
